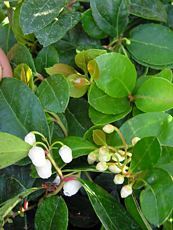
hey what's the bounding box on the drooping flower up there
[96,161,108,172]
[113,174,124,185]
[59,145,73,163]
[120,184,133,198]
[102,124,115,134]
[24,132,36,145]
[63,180,82,197]
[28,146,46,167]
[36,159,52,179]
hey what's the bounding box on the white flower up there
[28,146,46,167]
[36,159,52,179]
[63,180,82,197]
[112,152,125,162]
[24,132,36,145]
[120,184,133,198]
[96,162,108,172]
[59,145,72,163]
[98,147,110,162]
[131,137,141,146]
[87,152,97,165]
[113,174,124,185]
[102,124,115,134]
[108,164,121,173]
[53,175,61,185]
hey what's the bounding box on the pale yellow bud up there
[102,124,115,134]
[113,174,124,185]
[98,146,110,162]
[108,164,121,173]
[120,184,133,198]
[96,162,108,172]
[131,137,141,146]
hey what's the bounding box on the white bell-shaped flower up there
[87,152,97,165]
[113,174,124,185]
[96,162,108,172]
[102,124,115,134]
[112,152,125,162]
[36,159,52,179]
[131,137,141,146]
[108,164,121,173]
[53,175,61,185]
[24,132,36,145]
[59,145,73,163]
[120,184,133,198]
[63,180,82,197]
[28,146,46,167]
[98,147,110,162]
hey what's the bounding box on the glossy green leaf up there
[127,24,173,68]
[89,106,131,125]
[90,0,129,37]
[0,78,49,139]
[20,0,67,34]
[37,75,70,113]
[81,179,140,230]
[0,187,39,227]
[135,78,173,112]
[0,24,16,53]
[35,46,59,73]
[82,9,107,39]
[88,83,131,114]
[0,132,30,169]
[46,63,77,76]
[130,137,161,172]
[35,196,68,230]
[129,0,167,22]
[140,168,173,226]
[89,53,136,98]
[92,129,106,145]
[151,68,173,82]
[35,11,81,47]
[8,43,36,72]
[75,49,106,73]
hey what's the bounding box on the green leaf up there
[35,196,68,230]
[75,49,106,73]
[135,77,173,112]
[130,137,161,172]
[0,24,16,53]
[82,9,107,39]
[129,0,167,22]
[151,68,173,82]
[89,106,131,125]
[46,63,77,76]
[140,168,173,226]
[35,46,59,73]
[90,0,129,37]
[88,83,131,114]
[81,179,140,230]
[20,0,67,34]
[35,11,81,47]
[0,132,30,169]
[37,75,70,113]
[127,24,173,68]
[8,43,36,72]
[0,187,39,227]
[92,129,106,145]
[89,53,136,98]
[0,78,49,139]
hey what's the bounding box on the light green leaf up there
[46,63,77,77]
[0,132,30,169]
[37,75,70,113]
[35,196,68,230]
[135,77,173,112]
[92,129,106,145]
[89,53,136,98]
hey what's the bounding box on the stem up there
[47,153,63,179]
[114,127,128,151]
[45,110,68,137]
[51,140,64,148]
[35,141,49,151]
[32,131,50,146]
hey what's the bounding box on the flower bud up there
[102,124,115,134]
[63,180,82,197]
[113,174,124,185]
[59,145,72,163]
[112,152,125,162]
[28,146,46,167]
[53,175,61,185]
[96,162,108,172]
[108,164,121,173]
[87,152,97,165]
[98,147,111,162]
[120,184,133,198]
[36,159,52,179]
[131,137,140,146]
[24,132,36,145]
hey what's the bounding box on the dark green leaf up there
[81,179,140,230]
[130,137,161,172]
[135,78,173,112]
[0,24,16,53]
[0,132,30,169]
[0,78,49,139]
[20,0,67,34]
[89,53,136,98]
[37,75,70,113]
[140,168,173,226]
[127,24,173,68]
[35,196,68,230]
[90,0,129,37]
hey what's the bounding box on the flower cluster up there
[87,124,141,198]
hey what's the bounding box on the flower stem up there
[46,153,63,179]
